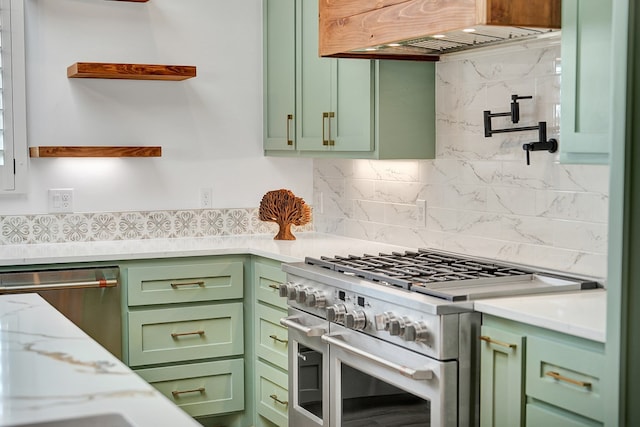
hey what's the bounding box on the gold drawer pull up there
[172,387,205,398]
[270,394,289,406]
[171,330,205,338]
[480,335,517,349]
[171,281,205,288]
[269,334,288,344]
[546,371,592,388]
[268,284,280,290]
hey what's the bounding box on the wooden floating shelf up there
[112,0,149,2]
[67,62,196,81]
[29,146,162,158]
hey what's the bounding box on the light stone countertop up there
[0,293,202,427]
[473,289,607,342]
[0,233,411,266]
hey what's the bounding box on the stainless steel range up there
[278,248,598,427]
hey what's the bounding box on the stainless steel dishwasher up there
[0,266,122,359]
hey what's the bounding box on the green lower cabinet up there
[480,325,525,427]
[135,359,245,418]
[252,257,289,427]
[481,315,605,427]
[256,360,289,427]
[123,256,253,425]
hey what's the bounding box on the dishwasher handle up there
[0,278,118,293]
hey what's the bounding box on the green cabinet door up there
[480,325,525,427]
[296,0,372,152]
[560,0,612,164]
[263,0,296,151]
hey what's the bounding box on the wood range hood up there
[319,0,561,61]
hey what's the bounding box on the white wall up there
[0,0,313,215]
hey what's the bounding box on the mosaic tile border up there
[0,208,314,245]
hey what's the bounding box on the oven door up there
[281,307,330,427]
[325,322,458,427]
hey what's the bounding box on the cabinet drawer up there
[127,261,243,306]
[128,303,244,366]
[526,336,604,422]
[136,359,244,418]
[256,360,288,427]
[256,303,288,370]
[526,402,602,426]
[255,261,286,309]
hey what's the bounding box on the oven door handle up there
[321,334,434,381]
[280,316,326,337]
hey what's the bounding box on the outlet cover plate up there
[48,188,74,213]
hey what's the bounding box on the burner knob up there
[345,310,367,330]
[374,312,397,331]
[278,282,297,299]
[388,317,408,336]
[327,304,347,323]
[306,291,327,308]
[404,321,429,342]
[295,287,312,304]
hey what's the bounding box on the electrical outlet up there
[416,199,427,227]
[200,188,213,208]
[48,188,74,213]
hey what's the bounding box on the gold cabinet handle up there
[171,281,205,288]
[172,387,205,398]
[286,114,293,146]
[171,330,205,338]
[322,112,335,146]
[480,335,517,349]
[545,371,592,388]
[268,283,280,290]
[269,334,288,344]
[322,112,329,146]
[270,394,289,406]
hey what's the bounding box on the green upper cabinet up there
[560,0,613,164]
[263,0,435,159]
[263,0,296,151]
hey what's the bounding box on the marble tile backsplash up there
[314,40,610,278]
[0,208,313,245]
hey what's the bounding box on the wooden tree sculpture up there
[259,189,311,240]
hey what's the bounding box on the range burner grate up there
[306,249,533,292]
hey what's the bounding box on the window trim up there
[0,0,27,193]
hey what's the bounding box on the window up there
[0,0,26,193]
